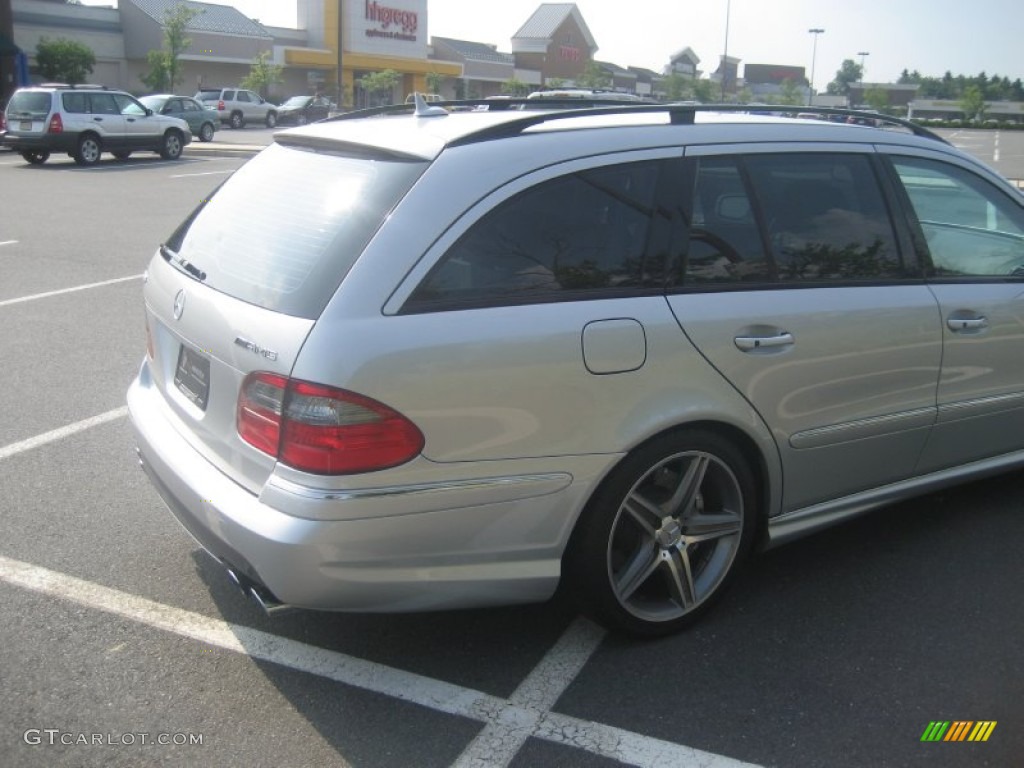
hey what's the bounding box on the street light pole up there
[721,0,731,102]
[807,28,824,106]
[857,51,870,82]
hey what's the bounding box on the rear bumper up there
[127,360,610,613]
[1,133,76,153]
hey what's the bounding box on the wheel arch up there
[562,417,778,564]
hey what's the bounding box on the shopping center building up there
[3,0,656,106]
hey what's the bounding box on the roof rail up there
[323,100,950,148]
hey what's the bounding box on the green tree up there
[35,37,95,84]
[240,51,282,98]
[500,78,529,96]
[663,72,693,101]
[576,61,612,90]
[777,78,803,105]
[357,69,401,105]
[425,71,444,95]
[141,3,200,92]
[826,59,863,96]
[692,79,716,103]
[545,77,566,89]
[735,87,753,105]
[863,86,891,113]
[960,84,987,121]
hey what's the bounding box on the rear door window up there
[891,157,1024,277]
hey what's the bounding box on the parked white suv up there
[195,87,278,129]
[128,99,1024,636]
[1,84,191,165]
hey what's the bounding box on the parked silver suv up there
[1,84,191,165]
[195,87,278,129]
[128,99,1024,636]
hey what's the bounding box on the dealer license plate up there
[174,345,211,411]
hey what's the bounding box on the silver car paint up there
[129,111,1024,614]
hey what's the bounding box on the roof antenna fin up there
[413,92,448,117]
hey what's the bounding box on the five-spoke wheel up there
[566,430,755,636]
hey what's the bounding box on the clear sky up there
[78,1,1022,90]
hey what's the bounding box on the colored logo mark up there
[921,721,997,742]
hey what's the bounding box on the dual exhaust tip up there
[224,566,293,616]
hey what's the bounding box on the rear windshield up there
[6,91,52,117]
[196,90,222,100]
[164,142,426,318]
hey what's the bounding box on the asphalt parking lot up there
[0,131,1022,768]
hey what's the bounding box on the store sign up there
[365,1,418,42]
[559,46,581,62]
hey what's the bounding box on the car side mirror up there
[145,108,154,116]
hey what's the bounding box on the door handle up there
[946,316,987,332]
[734,332,794,352]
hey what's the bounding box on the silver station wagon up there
[128,98,1024,636]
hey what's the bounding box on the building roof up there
[128,0,271,39]
[669,47,700,66]
[596,61,636,79]
[513,3,596,51]
[432,37,513,65]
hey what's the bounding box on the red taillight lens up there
[237,373,424,475]
[0,113,6,131]
[47,113,63,133]
[218,100,225,111]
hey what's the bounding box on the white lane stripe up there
[0,556,761,768]
[0,407,128,461]
[452,617,605,768]
[169,170,234,178]
[994,131,1000,162]
[0,274,143,308]
[0,240,18,247]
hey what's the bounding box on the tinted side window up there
[237,91,251,103]
[113,93,145,116]
[746,154,904,281]
[406,161,662,309]
[62,92,88,113]
[684,157,772,284]
[892,157,1024,277]
[90,93,120,115]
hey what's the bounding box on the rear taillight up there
[237,373,424,475]
[47,113,63,133]
[218,100,225,111]
[0,113,6,131]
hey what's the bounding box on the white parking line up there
[452,617,605,767]
[169,170,234,178]
[0,274,142,308]
[0,555,759,768]
[0,407,128,461]
[0,240,18,247]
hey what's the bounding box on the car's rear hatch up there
[142,141,427,492]
[4,91,53,137]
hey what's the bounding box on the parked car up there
[139,94,218,142]
[1,83,191,165]
[275,95,332,126]
[194,87,277,129]
[128,102,1024,637]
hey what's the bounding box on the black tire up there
[265,111,277,128]
[229,112,244,129]
[73,134,102,166]
[297,114,308,126]
[199,122,215,142]
[564,429,757,637]
[159,130,184,160]
[21,150,49,165]
[112,150,132,160]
